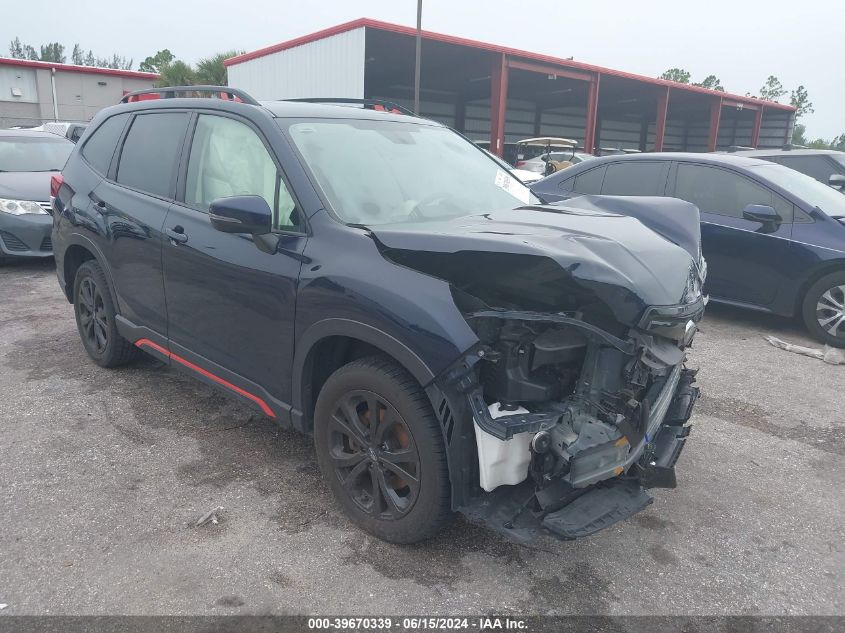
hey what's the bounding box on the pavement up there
[0,258,842,616]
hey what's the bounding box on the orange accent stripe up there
[134,338,276,418]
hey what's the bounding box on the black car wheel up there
[802,271,845,348]
[73,260,138,366]
[314,357,451,543]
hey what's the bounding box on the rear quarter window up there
[561,165,606,194]
[81,113,129,175]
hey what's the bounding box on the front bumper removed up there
[459,368,699,543]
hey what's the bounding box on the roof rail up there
[727,145,755,152]
[120,86,260,105]
[283,97,417,117]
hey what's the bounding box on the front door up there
[162,113,307,409]
[671,162,794,308]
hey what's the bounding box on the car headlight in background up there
[0,198,48,215]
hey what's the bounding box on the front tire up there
[314,357,451,543]
[801,271,845,348]
[73,260,138,367]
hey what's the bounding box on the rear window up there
[116,112,189,198]
[601,161,667,195]
[81,113,129,175]
[0,135,73,172]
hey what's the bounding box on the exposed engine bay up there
[372,195,707,541]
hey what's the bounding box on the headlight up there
[0,198,47,215]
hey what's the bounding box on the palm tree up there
[194,51,241,86]
[157,60,196,87]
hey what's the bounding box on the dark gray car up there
[0,129,73,263]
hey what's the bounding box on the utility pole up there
[414,0,422,114]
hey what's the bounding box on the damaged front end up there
[441,300,702,542]
[374,197,707,541]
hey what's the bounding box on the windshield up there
[285,119,538,226]
[0,136,73,172]
[750,163,845,217]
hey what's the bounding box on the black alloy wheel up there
[327,389,421,519]
[77,276,108,354]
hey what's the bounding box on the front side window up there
[284,119,537,226]
[776,155,836,184]
[674,164,774,219]
[116,112,189,198]
[81,113,129,174]
[601,161,667,196]
[0,135,73,172]
[185,115,297,230]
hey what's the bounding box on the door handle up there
[165,226,188,244]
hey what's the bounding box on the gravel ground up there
[0,258,842,616]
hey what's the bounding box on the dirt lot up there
[0,259,842,616]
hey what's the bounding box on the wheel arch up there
[794,258,845,316]
[60,235,118,306]
[292,319,437,433]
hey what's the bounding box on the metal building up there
[225,18,796,158]
[0,58,157,128]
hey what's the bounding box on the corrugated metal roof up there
[0,57,158,80]
[224,17,795,113]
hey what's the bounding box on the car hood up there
[0,172,54,201]
[369,198,702,326]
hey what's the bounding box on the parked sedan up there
[0,129,73,263]
[728,148,845,192]
[531,153,845,346]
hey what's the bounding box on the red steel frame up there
[751,107,764,148]
[489,54,509,157]
[707,98,723,152]
[653,87,670,151]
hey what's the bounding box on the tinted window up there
[81,114,129,175]
[568,166,606,194]
[601,161,666,195]
[675,164,775,219]
[185,115,299,230]
[776,155,837,184]
[116,113,189,198]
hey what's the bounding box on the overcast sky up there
[5,0,839,139]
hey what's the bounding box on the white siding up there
[227,27,365,101]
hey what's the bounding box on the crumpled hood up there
[0,172,54,202]
[370,201,700,325]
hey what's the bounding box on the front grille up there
[0,230,28,252]
[40,236,52,251]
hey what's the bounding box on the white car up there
[516,151,597,175]
[483,149,543,184]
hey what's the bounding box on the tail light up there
[515,161,527,168]
[50,174,64,199]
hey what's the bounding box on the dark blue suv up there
[52,88,705,544]
[532,153,845,347]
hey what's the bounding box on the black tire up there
[801,271,845,348]
[314,356,451,543]
[73,260,138,367]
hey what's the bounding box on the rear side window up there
[601,161,667,195]
[116,112,189,198]
[569,166,606,194]
[81,113,129,175]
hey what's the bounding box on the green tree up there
[789,85,814,118]
[807,138,830,149]
[831,134,845,152]
[792,123,808,146]
[9,37,24,58]
[660,68,691,83]
[71,44,84,65]
[759,75,786,102]
[694,75,724,91]
[39,42,65,63]
[157,60,196,87]
[194,50,241,85]
[139,49,175,74]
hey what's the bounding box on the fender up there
[291,318,438,430]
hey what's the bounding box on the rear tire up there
[801,271,845,348]
[314,356,451,543]
[73,260,138,367]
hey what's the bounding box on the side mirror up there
[829,174,845,190]
[743,204,781,224]
[209,195,272,235]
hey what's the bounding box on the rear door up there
[162,112,307,407]
[670,162,794,307]
[90,110,190,335]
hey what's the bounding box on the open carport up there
[225,18,797,159]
